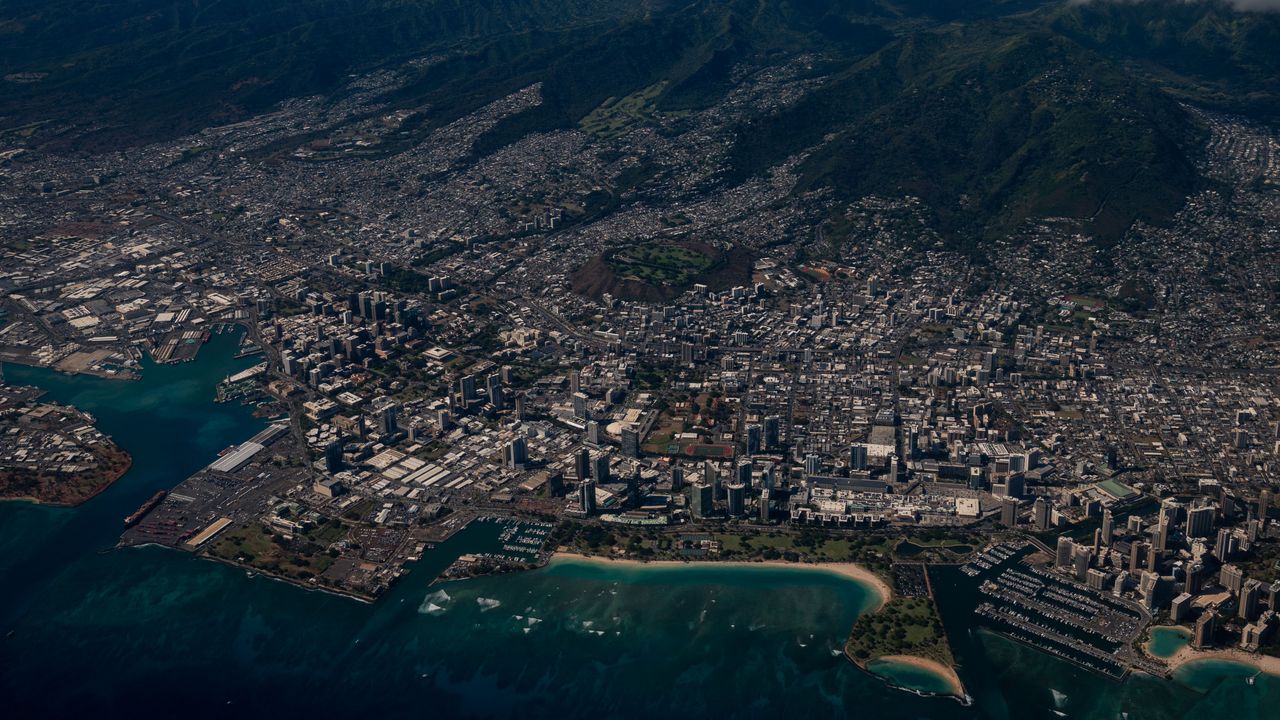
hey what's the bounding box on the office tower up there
[500,365,515,384]
[671,466,685,493]
[569,369,581,394]
[572,392,589,421]
[1056,536,1074,568]
[691,483,714,519]
[759,488,771,523]
[1074,547,1092,582]
[585,420,602,446]
[1185,562,1205,595]
[1154,517,1170,553]
[745,424,762,455]
[1147,542,1160,574]
[1139,571,1160,612]
[486,373,504,410]
[513,393,525,421]
[324,438,344,473]
[763,416,781,451]
[735,460,753,489]
[1171,593,1193,623]
[1214,527,1234,561]
[1034,497,1051,531]
[626,472,641,508]
[592,453,611,485]
[504,437,528,470]
[574,448,590,483]
[1128,541,1145,573]
[703,460,717,491]
[1005,473,1025,499]
[579,479,597,515]
[1220,564,1246,595]
[889,454,901,482]
[804,454,822,476]
[760,461,776,490]
[1240,579,1262,620]
[849,444,868,471]
[1101,508,1114,545]
[460,374,477,405]
[1193,612,1215,649]
[1000,498,1018,527]
[1259,489,1271,522]
[1086,569,1109,591]
[621,427,640,458]
[1185,502,1215,538]
[378,405,398,436]
[727,483,746,516]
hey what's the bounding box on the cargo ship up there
[124,490,166,527]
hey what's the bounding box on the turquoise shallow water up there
[1148,626,1192,659]
[2,333,1279,720]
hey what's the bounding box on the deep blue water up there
[2,333,1277,720]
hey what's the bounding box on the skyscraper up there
[1220,564,1246,595]
[726,483,746,516]
[763,416,781,451]
[579,479,597,515]
[621,427,640,458]
[1055,536,1074,568]
[849,444,868,471]
[486,373,504,410]
[504,436,528,470]
[324,438,344,473]
[1000,498,1018,527]
[1101,508,1114,545]
[1193,611,1215,649]
[1240,579,1262,620]
[592,453,611,485]
[691,483,714,519]
[1186,502,1215,538]
[1034,497,1050,531]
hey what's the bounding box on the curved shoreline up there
[548,552,891,610]
[1165,645,1280,677]
[1143,625,1191,659]
[867,654,967,699]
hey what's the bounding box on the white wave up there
[476,597,502,611]
[1051,689,1068,709]
[420,602,447,615]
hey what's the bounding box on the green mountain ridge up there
[3,0,1276,245]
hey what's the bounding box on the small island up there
[0,384,131,506]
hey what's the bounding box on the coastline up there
[548,551,891,610]
[867,654,967,698]
[0,452,133,508]
[1143,625,1191,659]
[1165,645,1280,677]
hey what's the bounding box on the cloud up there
[1069,0,1280,12]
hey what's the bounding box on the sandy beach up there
[869,654,967,698]
[550,551,891,610]
[1165,645,1280,677]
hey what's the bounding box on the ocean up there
[1,332,1276,719]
